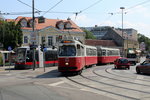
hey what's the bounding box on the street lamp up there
[120,7,125,57]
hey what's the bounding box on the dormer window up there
[28,19,36,28]
[56,21,64,30]
[64,22,72,29]
[20,18,27,27]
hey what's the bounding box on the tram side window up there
[113,50,118,56]
[97,49,102,56]
[35,51,39,61]
[45,51,52,61]
[77,44,81,56]
[53,51,58,60]
[93,49,97,56]
[107,50,110,56]
[26,51,33,62]
[102,50,106,56]
[86,48,90,56]
[108,50,113,56]
[91,49,94,56]
[45,50,57,61]
[81,46,84,56]
[26,51,39,62]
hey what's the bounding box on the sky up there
[1,0,150,38]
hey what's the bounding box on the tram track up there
[79,74,150,94]
[93,67,150,87]
[65,65,150,100]
[105,67,150,82]
[66,76,139,100]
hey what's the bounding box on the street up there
[0,57,150,100]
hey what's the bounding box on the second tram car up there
[58,40,97,74]
[97,46,120,64]
[15,46,58,69]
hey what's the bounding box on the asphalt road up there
[0,65,114,100]
[0,57,148,100]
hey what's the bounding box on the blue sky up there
[1,0,150,37]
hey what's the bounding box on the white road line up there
[48,81,64,86]
[136,75,144,79]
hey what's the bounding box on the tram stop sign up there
[8,46,12,51]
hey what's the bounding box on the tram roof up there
[96,46,119,51]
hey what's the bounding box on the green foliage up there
[138,33,150,51]
[83,29,96,39]
[0,21,23,50]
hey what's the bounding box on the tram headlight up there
[65,63,69,65]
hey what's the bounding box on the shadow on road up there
[35,69,62,78]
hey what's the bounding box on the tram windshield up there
[16,48,27,62]
[59,45,76,56]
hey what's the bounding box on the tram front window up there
[59,45,76,56]
[16,48,26,62]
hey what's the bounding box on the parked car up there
[136,61,150,74]
[114,57,130,69]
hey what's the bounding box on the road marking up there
[136,75,144,79]
[134,75,144,84]
[48,81,64,86]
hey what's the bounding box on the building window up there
[41,36,45,44]
[24,36,28,43]
[20,19,27,27]
[56,35,62,43]
[48,36,53,46]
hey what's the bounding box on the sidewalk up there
[0,65,59,76]
[0,65,14,71]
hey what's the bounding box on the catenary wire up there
[17,0,41,12]
[42,0,63,16]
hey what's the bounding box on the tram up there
[58,40,97,74]
[97,46,120,64]
[15,46,58,69]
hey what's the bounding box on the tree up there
[138,33,150,52]
[0,20,23,50]
[83,29,96,39]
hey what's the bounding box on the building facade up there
[6,16,85,48]
[82,26,139,56]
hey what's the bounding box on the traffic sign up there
[8,46,12,51]
[43,47,47,52]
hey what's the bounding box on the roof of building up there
[85,39,118,47]
[5,16,83,33]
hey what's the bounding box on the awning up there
[128,50,135,54]
[135,50,141,53]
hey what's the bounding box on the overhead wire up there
[110,0,150,15]
[125,0,150,12]
[42,0,63,16]
[80,0,103,13]
[73,0,103,20]
[0,11,40,15]
[17,0,41,13]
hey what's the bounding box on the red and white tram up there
[58,40,97,74]
[97,46,120,64]
[15,46,58,69]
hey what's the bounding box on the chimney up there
[95,25,98,27]
[67,17,71,20]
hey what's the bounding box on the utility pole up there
[120,7,125,57]
[32,0,36,70]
